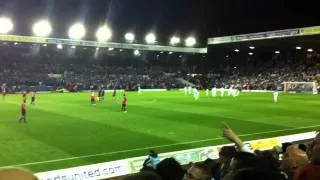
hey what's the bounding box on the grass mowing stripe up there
[2,124,319,168]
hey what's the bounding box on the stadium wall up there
[35,131,316,180]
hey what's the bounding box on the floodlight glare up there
[249,52,253,56]
[275,50,280,54]
[234,49,240,52]
[185,37,196,47]
[249,46,255,49]
[68,23,86,39]
[57,44,63,49]
[145,33,156,44]
[96,25,112,41]
[134,50,140,56]
[307,48,313,52]
[0,17,13,34]
[125,33,135,41]
[296,46,302,50]
[33,20,52,37]
[170,36,180,45]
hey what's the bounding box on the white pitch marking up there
[1,124,319,168]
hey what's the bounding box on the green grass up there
[0,91,319,172]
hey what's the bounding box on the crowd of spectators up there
[121,128,320,180]
[1,45,319,92]
[0,48,184,91]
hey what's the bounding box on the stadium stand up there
[0,42,319,93]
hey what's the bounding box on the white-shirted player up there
[206,88,209,96]
[193,88,200,100]
[220,86,225,97]
[188,86,192,95]
[273,90,279,103]
[184,86,188,95]
[212,87,217,97]
[228,85,233,96]
[1,83,7,101]
[138,85,142,94]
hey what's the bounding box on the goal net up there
[283,82,318,94]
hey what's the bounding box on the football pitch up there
[0,91,319,172]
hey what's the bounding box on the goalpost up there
[283,82,318,94]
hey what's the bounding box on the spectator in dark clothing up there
[156,158,185,180]
[298,144,307,152]
[218,146,237,178]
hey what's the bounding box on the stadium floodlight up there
[234,49,240,52]
[307,48,313,52]
[125,32,135,42]
[296,46,302,50]
[0,17,13,34]
[249,52,253,55]
[57,44,63,49]
[170,36,180,45]
[33,20,52,37]
[96,25,112,41]
[249,46,255,49]
[134,49,140,56]
[145,33,156,44]
[275,50,280,54]
[185,37,196,47]
[68,23,86,39]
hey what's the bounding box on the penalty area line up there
[1,124,319,168]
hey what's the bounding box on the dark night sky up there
[0,0,319,46]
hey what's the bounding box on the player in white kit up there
[220,87,225,97]
[211,87,217,97]
[193,88,200,100]
[184,86,188,95]
[1,83,7,101]
[206,88,209,96]
[273,91,279,103]
[228,86,233,96]
[188,86,192,95]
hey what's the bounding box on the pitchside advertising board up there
[35,131,316,180]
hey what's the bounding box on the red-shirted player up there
[91,92,96,106]
[121,94,127,112]
[31,91,36,105]
[19,100,27,123]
